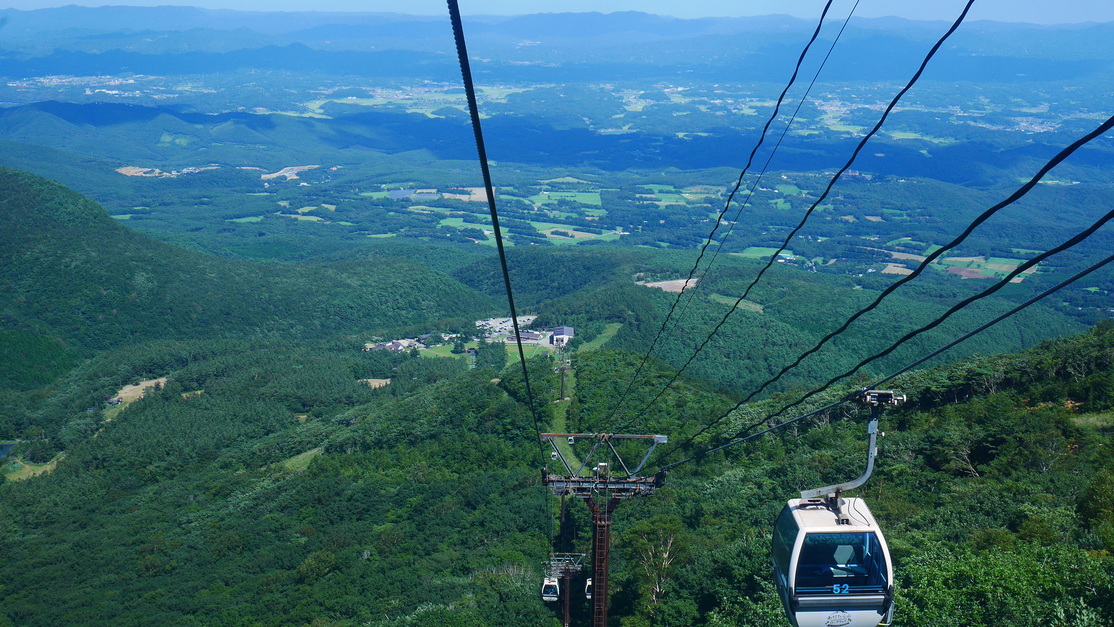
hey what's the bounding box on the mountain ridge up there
[0,166,495,361]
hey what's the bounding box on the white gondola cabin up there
[541,576,559,602]
[772,498,894,627]
[585,577,593,599]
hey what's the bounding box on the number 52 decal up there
[832,584,850,594]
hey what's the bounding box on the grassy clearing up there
[776,184,804,195]
[227,216,264,223]
[548,373,585,473]
[158,133,194,147]
[528,191,602,206]
[529,221,580,231]
[281,447,323,472]
[655,193,689,205]
[538,228,606,244]
[823,118,864,133]
[735,247,790,259]
[930,255,1036,282]
[578,323,622,353]
[709,295,764,313]
[3,453,64,481]
[1072,412,1113,428]
[421,345,471,359]
[480,86,535,102]
[278,213,325,222]
[768,198,792,211]
[439,217,491,232]
[890,130,957,144]
[505,342,554,366]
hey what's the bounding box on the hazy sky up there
[2,0,1112,24]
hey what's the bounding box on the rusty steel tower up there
[542,433,667,627]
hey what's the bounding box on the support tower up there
[542,433,667,627]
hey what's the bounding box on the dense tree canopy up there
[1,170,1112,626]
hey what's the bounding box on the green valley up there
[1,6,1113,627]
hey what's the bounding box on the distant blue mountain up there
[0,44,457,80]
[0,7,1110,83]
[0,6,436,36]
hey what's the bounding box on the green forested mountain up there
[0,169,1112,626]
[454,244,1086,395]
[1,311,1112,626]
[1,3,1113,624]
[0,167,494,379]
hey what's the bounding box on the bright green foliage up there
[1079,469,1114,552]
[0,339,559,626]
[0,331,76,391]
[2,171,1114,626]
[474,339,508,372]
[897,544,1112,627]
[0,167,494,356]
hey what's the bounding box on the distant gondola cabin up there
[772,498,894,627]
[541,577,559,602]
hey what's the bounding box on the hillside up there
[1,168,1094,440]
[0,314,1112,625]
[0,6,1112,626]
[0,154,1110,625]
[0,167,495,379]
[453,244,1087,395]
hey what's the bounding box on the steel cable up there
[654,110,1114,463]
[614,0,977,435]
[447,0,552,540]
[661,250,1114,471]
[600,0,839,428]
